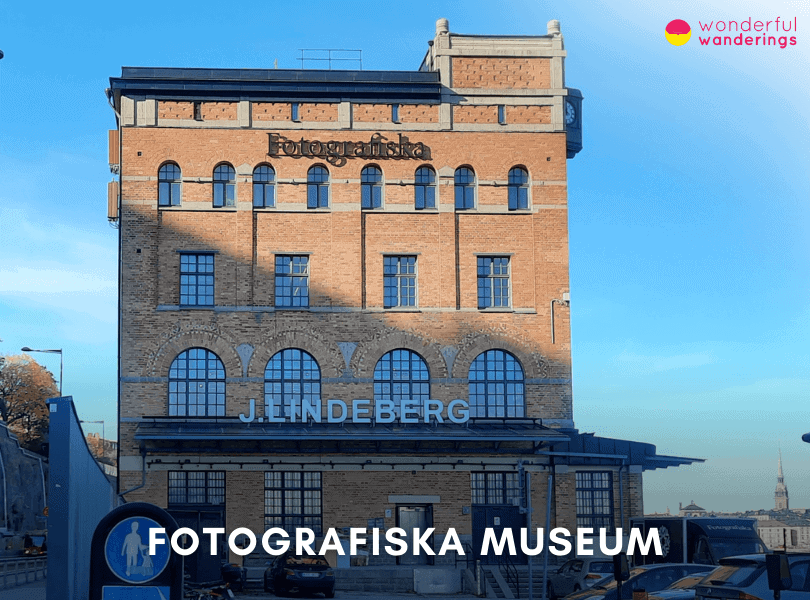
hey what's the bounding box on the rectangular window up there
[392,104,400,123]
[498,105,506,125]
[168,471,225,506]
[291,102,300,121]
[193,101,202,121]
[275,255,309,308]
[477,256,510,309]
[265,472,322,535]
[180,253,214,306]
[383,256,417,308]
[576,471,614,533]
[471,472,520,505]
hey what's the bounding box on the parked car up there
[563,564,713,600]
[264,552,336,597]
[647,573,717,600]
[695,553,810,600]
[548,557,615,598]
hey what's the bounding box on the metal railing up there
[498,552,520,599]
[455,542,477,573]
[298,49,362,70]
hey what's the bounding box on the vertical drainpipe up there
[619,461,625,532]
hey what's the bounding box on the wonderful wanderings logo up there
[665,17,798,48]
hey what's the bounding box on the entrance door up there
[397,505,434,565]
[168,508,225,585]
[471,505,526,565]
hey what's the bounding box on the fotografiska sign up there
[239,398,470,424]
[268,132,431,165]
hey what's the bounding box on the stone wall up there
[0,422,47,540]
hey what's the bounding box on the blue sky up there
[0,0,807,513]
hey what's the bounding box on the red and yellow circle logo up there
[665,19,691,45]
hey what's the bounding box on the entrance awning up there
[549,430,704,471]
[133,417,569,454]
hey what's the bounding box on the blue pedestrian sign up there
[103,586,171,599]
[104,517,170,584]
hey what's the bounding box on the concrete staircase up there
[484,564,560,599]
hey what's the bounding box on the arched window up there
[468,350,525,418]
[414,166,436,209]
[508,167,529,210]
[307,166,329,209]
[253,164,275,208]
[454,167,475,210]
[265,349,321,419]
[168,348,225,417]
[158,163,181,206]
[361,165,383,209]
[213,163,236,207]
[374,349,430,415]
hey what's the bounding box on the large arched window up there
[414,166,436,209]
[307,166,329,209]
[265,349,321,419]
[361,165,383,209]
[373,349,430,415]
[253,164,276,208]
[468,350,525,418]
[213,163,236,207]
[168,348,225,416]
[158,163,182,206]
[454,167,475,210]
[508,167,529,210]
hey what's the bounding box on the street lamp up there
[20,347,63,396]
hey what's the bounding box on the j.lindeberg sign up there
[267,132,431,165]
[239,398,469,424]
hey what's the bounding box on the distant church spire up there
[775,450,789,511]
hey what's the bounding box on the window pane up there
[168,348,226,417]
[374,349,429,416]
[415,186,425,209]
[275,256,309,308]
[253,183,264,207]
[171,183,181,206]
[159,182,169,206]
[425,186,435,209]
[468,350,524,418]
[264,349,320,421]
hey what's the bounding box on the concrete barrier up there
[0,557,47,589]
[413,567,462,594]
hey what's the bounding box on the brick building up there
[106,18,697,579]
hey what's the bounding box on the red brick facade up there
[109,18,645,568]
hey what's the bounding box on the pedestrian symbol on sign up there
[105,517,170,584]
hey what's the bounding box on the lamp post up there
[20,347,63,396]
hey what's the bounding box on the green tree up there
[0,354,57,453]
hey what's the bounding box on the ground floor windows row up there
[168,347,526,418]
[165,469,614,534]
